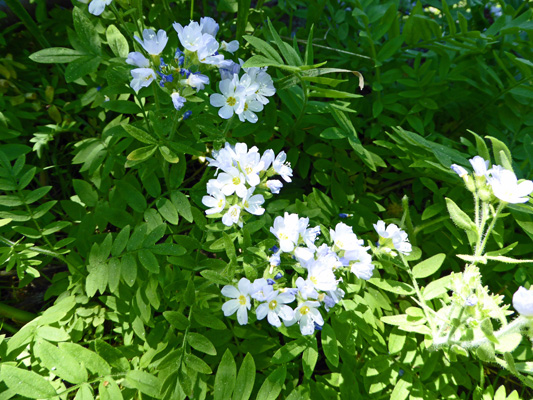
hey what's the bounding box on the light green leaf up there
[321,324,339,367]
[187,333,217,356]
[256,365,286,400]
[233,353,255,400]
[125,370,161,397]
[29,47,87,63]
[445,198,477,232]
[412,253,446,279]
[184,353,212,374]
[35,339,88,384]
[214,349,236,400]
[369,278,415,295]
[106,24,129,58]
[0,364,57,399]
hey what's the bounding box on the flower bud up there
[464,175,476,193]
[478,187,492,202]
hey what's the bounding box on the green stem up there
[474,202,490,257]
[222,115,236,138]
[0,302,36,323]
[190,0,194,19]
[110,4,134,40]
[400,254,437,334]
[476,202,505,258]
[134,93,156,137]
[0,320,18,334]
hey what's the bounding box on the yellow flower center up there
[268,300,278,310]
[232,177,241,185]
[238,295,247,305]
[244,102,249,112]
[227,96,236,106]
[300,306,310,315]
[336,240,344,248]
[310,276,318,285]
[244,201,249,208]
[245,166,253,174]
[217,199,224,207]
[278,233,288,240]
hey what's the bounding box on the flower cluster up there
[202,142,293,227]
[451,156,533,204]
[210,64,276,123]
[124,17,275,122]
[222,215,375,335]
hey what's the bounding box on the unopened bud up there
[478,188,492,202]
[465,176,476,193]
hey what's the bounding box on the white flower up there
[182,73,210,92]
[451,164,468,178]
[197,35,220,62]
[469,156,489,177]
[171,92,187,110]
[323,288,345,311]
[242,187,265,216]
[513,286,533,317]
[348,252,374,280]
[266,180,283,194]
[261,149,275,170]
[307,258,338,292]
[202,187,226,215]
[294,247,316,267]
[488,166,533,204]
[251,71,276,105]
[285,301,324,335]
[237,149,263,186]
[173,21,205,52]
[210,75,245,119]
[130,68,157,93]
[219,61,241,80]
[80,0,112,16]
[256,290,295,327]
[220,40,239,54]
[221,278,252,325]
[269,251,281,267]
[222,205,241,227]
[295,277,318,300]
[200,17,219,37]
[126,52,150,68]
[217,166,247,198]
[238,99,264,124]
[272,151,293,182]
[374,220,412,255]
[250,278,274,301]
[134,29,168,56]
[330,222,362,251]
[206,146,234,174]
[270,213,300,252]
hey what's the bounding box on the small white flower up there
[200,16,219,37]
[323,288,345,311]
[202,187,226,215]
[182,73,210,92]
[220,40,239,54]
[285,301,324,335]
[250,278,274,301]
[270,213,300,252]
[134,29,168,56]
[219,61,241,80]
[488,165,533,204]
[295,277,318,300]
[221,278,252,325]
[269,251,281,267]
[206,147,234,174]
[272,151,293,182]
[374,220,412,255]
[307,258,338,292]
[261,149,275,170]
[238,99,264,124]
[173,21,205,52]
[171,92,187,110]
[513,286,533,317]
[237,149,263,186]
[217,167,247,198]
[222,204,241,227]
[251,71,276,105]
[294,247,316,267]
[197,35,220,62]
[242,187,265,216]
[451,164,468,178]
[469,156,489,177]
[210,75,245,119]
[330,222,362,251]
[266,180,283,194]
[130,68,157,93]
[256,290,295,327]
[80,0,112,16]
[126,52,150,68]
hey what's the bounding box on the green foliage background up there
[1,0,533,399]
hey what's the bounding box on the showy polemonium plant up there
[124,18,276,122]
[202,142,292,227]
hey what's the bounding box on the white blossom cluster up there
[202,142,293,227]
[123,17,275,123]
[451,156,533,204]
[221,215,375,335]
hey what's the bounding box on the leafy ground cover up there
[1,0,533,399]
